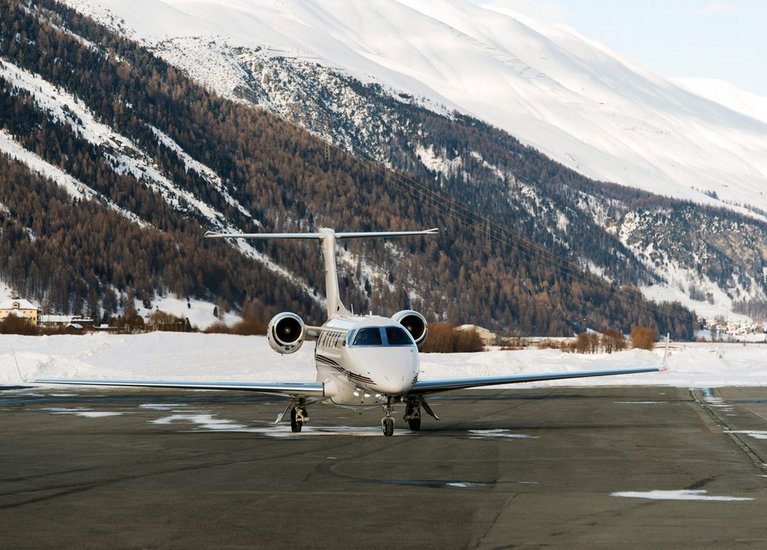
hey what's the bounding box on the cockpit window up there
[385,326,413,346]
[353,327,383,346]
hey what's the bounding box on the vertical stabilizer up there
[318,228,349,318]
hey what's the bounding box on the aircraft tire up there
[383,418,394,436]
[290,408,302,432]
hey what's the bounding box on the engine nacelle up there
[392,310,428,350]
[267,312,305,354]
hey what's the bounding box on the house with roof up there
[0,298,39,325]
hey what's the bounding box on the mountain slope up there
[672,77,767,126]
[0,0,698,337]
[60,0,767,219]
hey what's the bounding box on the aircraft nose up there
[371,349,418,394]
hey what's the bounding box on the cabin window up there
[353,327,383,346]
[385,326,413,346]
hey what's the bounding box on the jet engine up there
[267,312,305,354]
[392,310,428,349]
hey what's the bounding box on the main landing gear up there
[382,396,438,436]
[404,398,421,432]
[404,396,439,433]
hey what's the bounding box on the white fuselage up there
[313,315,419,406]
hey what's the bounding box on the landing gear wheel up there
[382,417,395,437]
[407,417,421,431]
[290,408,302,433]
[404,399,422,432]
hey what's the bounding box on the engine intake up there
[392,310,428,349]
[267,312,305,354]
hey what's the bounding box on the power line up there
[361,155,693,325]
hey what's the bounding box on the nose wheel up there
[382,397,395,436]
[382,417,395,436]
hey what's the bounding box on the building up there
[0,298,39,325]
[39,314,95,330]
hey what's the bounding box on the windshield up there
[386,326,413,346]
[353,327,382,346]
[351,326,414,347]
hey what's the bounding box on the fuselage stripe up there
[315,354,374,384]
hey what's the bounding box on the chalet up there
[0,298,39,325]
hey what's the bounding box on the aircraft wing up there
[408,366,661,394]
[32,378,326,398]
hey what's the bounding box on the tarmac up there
[2,385,767,549]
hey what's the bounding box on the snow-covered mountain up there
[3,0,767,335]
[62,0,767,218]
[672,77,767,126]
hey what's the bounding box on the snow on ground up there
[142,295,242,330]
[1,332,766,388]
[611,490,753,502]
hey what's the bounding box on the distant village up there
[0,298,94,331]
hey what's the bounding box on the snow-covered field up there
[2,332,765,389]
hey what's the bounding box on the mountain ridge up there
[59,0,767,219]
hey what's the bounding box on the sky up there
[479,0,767,95]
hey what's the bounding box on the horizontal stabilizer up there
[205,227,438,319]
[204,228,438,240]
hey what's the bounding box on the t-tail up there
[204,228,439,320]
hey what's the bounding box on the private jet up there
[35,228,660,436]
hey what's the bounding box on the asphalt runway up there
[2,386,767,549]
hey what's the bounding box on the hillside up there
[60,0,767,217]
[0,0,703,337]
[52,0,767,325]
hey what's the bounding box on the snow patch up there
[611,490,753,502]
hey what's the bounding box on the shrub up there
[146,310,190,332]
[536,339,561,350]
[0,315,37,335]
[630,327,657,350]
[203,322,232,334]
[205,318,267,336]
[230,317,267,336]
[575,332,600,354]
[601,328,626,353]
[421,323,484,353]
[203,300,267,336]
[111,307,145,333]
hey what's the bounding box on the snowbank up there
[2,333,766,388]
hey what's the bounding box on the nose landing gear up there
[382,397,395,436]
